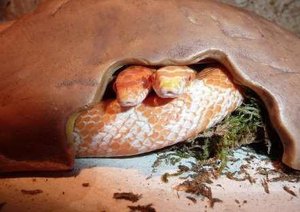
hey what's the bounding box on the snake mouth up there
[160,91,180,98]
[118,100,140,107]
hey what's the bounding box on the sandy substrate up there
[0,148,299,212]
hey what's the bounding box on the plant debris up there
[175,180,211,197]
[161,173,169,183]
[175,171,222,208]
[210,198,223,208]
[151,90,300,207]
[261,178,270,194]
[178,165,190,172]
[246,173,256,184]
[21,189,43,195]
[128,204,156,212]
[225,172,247,182]
[256,164,300,183]
[161,169,186,183]
[283,186,297,197]
[113,192,142,203]
[186,196,197,203]
[82,183,90,187]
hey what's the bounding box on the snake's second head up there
[152,66,196,98]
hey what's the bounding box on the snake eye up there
[188,72,196,82]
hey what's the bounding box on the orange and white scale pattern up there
[73,66,243,157]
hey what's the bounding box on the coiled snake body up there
[73,65,243,157]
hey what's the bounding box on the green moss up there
[153,89,271,171]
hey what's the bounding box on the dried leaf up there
[210,198,223,208]
[128,204,156,212]
[82,183,90,187]
[261,179,270,194]
[113,192,142,203]
[186,196,197,203]
[283,186,297,197]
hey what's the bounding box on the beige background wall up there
[221,0,300,36]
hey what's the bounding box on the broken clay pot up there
[0,0,299,172]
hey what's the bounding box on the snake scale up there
[73,65,243,157]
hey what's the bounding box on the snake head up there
[114,66,154,107]
[152,66,196,98]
